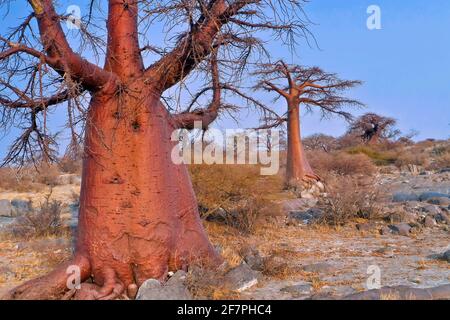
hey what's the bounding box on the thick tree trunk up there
[285,100,319,188]
[367,132,380,145]
[3,82,220,300]
[2,0,222,300]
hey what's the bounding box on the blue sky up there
[0,0,449,158]
[280,0,450,140]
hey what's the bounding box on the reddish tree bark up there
[285,98,319,186]
[2,0,223,300]
[254,62,363,188]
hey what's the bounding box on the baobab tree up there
[254,61,363,188]
[349,113,399,145]
[0,0,310,300]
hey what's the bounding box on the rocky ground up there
[0,169,449,300]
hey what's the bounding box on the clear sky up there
[0,0,449,159]
[282,0,450,141]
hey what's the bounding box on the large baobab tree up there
[0,0,310,299]
[255,61,363,187]
[349,113,399,145]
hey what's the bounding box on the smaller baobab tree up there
[254,61,363,188]
[349,113,400,145]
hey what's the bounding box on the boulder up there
[136,271,192,300]
[301,262,336,274]
[419,192,449,202]
[280,198,317,213]
[0,199,12,217]
[422,205,441,216]
[379,226,392,235]
[424,216,437,228]
[241,247,264,271]
[388,223,411,236]
[427,197,450,206]
[10,199,32,217]
[281,284,312,296]
[223,263,260,292]
[436,212,450,224]
[344,284,450,300]
[287,208,324,226]
[443,250,450,262]
[392,193,419,203]
[205,207,228,223]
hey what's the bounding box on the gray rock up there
[419,192,449,202]
[379,226,392,235]
[281,198,317,212]
[10,199,32,217]
[344,284,450,300]
[301,262,336,274]
[136,271,192,300]
[424,216,437,228]
[422,205,441,216]
[392,193,419,202]
[443,250,450,262]
[223,263,260,292]
[427,197,450,206]
[374,246,395,257]
[0,199,12,217]
[281,284,312,296]
[436,212,450,224]
[389,223,411,236]
[402,211,419,223]
[0,216,15,229]
[205,207,228,223]
[242,248,264,271]
[287,208,324,225]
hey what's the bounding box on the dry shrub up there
[318,174,384,226]
[431,153,450,170]
[34,164,61,186]
[189,164,283,234]
[308,151,376,176]
[6,195,66,240]
[58,156,82,174]
[0,168,35,192]
[427,144,450,170]
[185,265,239,300]
[395,152,429,168]
[346,145,398,166]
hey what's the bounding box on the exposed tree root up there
[1,255,91,300]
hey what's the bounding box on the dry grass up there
[346,145,399,166]
[190,164,283,234]
[307,150,377,177]
[185,265,241,300]
[317,174,385,226]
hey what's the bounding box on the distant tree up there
[254,61,363,187]
[349,113,400,145]
[303,134,338,153]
